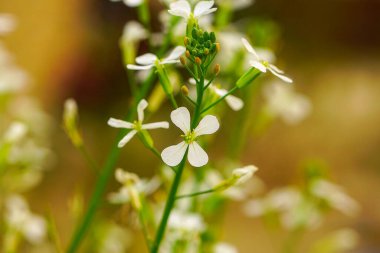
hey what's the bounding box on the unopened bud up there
[184,37,190,46]
[215,43,221,52]
[204,48,209,55]
[185,50,191,58]
[63,98,83,147]
[180,56,186,66]
[214,64,221,75]
[195,57,202,65]
[181,85,189,96]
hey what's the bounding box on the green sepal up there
[236,68,261,88]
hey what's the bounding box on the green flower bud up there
[236,68,261,88]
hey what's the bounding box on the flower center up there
[262,60,270,68]
[133,120,142,131]
[182,130,196,144]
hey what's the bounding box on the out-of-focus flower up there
[4,195,46,244]
[108,99,169,147]
[218,0,255,10]
[121,21,148,44]
[311,179,360,216]
[109,168,161,209]
[189,78,244,111]
[94,221,132,253]
[168,210,206,233]
[127,46,185,70]
[168,1,217,20]
[242,38,293,83]
[310,228,359,253]
[214,242,238,253]
[63,98,83,147]
[110,0,143,7]
[161,107,219,167]
[231,165,258,185]
[0,14,16,35]
[3,122,28,143]
[263,82,312,125]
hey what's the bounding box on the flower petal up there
[269,64,284,74]
[161,141,188,167]
[194,115,219,136]
[108,118,134,129]
[268,67,293,83]
[171,107,191,134]
[142,121,169,129]
[188,141,208,167]
[118,130,137,147]
[127,64,154,70]
[249,60,267,73]
[123,0,143,7]
[242,38,260,59]
[194,1,216,17]
[225,95,244,111]
[137,99,148,122]
[136,53,157,65]
[168,0,191,18]
[162,46,186,63]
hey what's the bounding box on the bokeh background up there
[1,0,380,252]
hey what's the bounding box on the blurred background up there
[1,0,380,252]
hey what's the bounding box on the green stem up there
[176,188,215,200]
[78,145,99,173]
[139,211,152,250]
[201,86,239,114]
[150,151,188,253]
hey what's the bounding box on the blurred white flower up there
[108,99,169,147]
[168,0,217,20]
[263,82,312,125]
[161,107,219,167]
[127,46,185,70]
[231,165,258,185]
[0,14,16,35]
[109,168,161,207]
[121,21,148,44]
[189,78,244,111]
[4,195,46,244]
[214,242,238,253]
[110,0,143,7]
[3,122,28,143]
[168,211,205,233]
[95,222,132,253]
[242,38,293,83]
[311,179,360,216]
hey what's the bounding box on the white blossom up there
[108,99,169,147]
[214,242,238,253]
[242,38,293,83]
[168,0,217,20]
[110,0,143,7]
[3,122,28,143]
[121,21,148,44]
[263,82,311,125]
[0,14,16,35]
[189,78,244,111]
[127,46,186,70]
[168,210,206,233]
[232,165,258,185]
[161,107,219,167]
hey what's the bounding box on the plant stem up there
[176,188,215,200]
[201,86,238,114]
[150,151,188,253]
[78,145,99,173]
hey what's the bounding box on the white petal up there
[225,95,244,111]
[268,67,293,83]
[118,130,137,147]
[168,0,191,18]
[137,99,148,122]
[136,53,157,65]
[171,107,191,134]
[123,0,143,7]
[195,7,217,17]
[242,38,260,59]
[194,1,216,17]
[194,115,219,136]
[162,46,186,62]
[142,121,169,129]
[189,78,197,86]
[108,118,134,129]
[160,59,180,65]
[269,64,284,74]
[127,64,154,70]
[249,60,267,73]
[188,142,208,167]
[161,141,188,167]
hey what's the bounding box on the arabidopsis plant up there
[108,99,169,147]
[168,0,217,20]
[242,38,293,83]
[161,107,219,167]
[127,46,186,70]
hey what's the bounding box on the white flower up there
[5,195,46,244]
[189,78,244,111]
[214,242,238,253]
[110,0,143,7]
[168,0,217,20]
[232,165,258,185]
[108,99,169,147]
[127,46,186,70]
[3,122,28,143]
[263,82,311,125]
[242,38,293,83]
[161,107,219,167]
[121,21,148,44]
[168,210,205,233]
[0,14,16,35]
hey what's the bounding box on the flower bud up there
[180,56,186,66]
[63,98,83,147]
[215,43,221,52]
[186,50,191,58]
[236,68,261,88]
[181,85,189,96]
[195,57,202,65]
[214,64,221,76]
[184,37,190,46]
